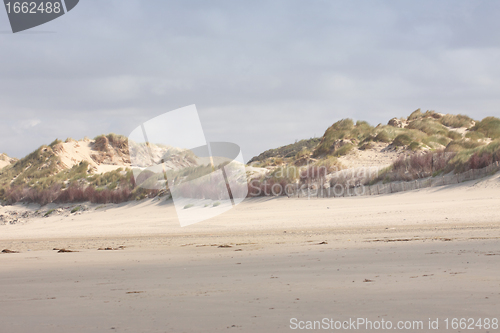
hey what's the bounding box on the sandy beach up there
[1,175,500,332]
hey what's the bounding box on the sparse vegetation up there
[311,119,378,158]
[422,135,451,148]
[332,143,354,157]
[465,131,485,141]
[49,139,62,147]
[375,139,500,183]
[44,209,55,217]
[407,118,449,136]
[440,114,475,129]
[358,142,371,151]
[248,138,320,165]
[1,145,61,189]
[447,131,463,141]
[313,119,362,157]
[295,147,311,160]
[447,140,500,173]
[408,142,420,151]
[374,150,454,182]
[408,109,423,120]
[445,139,484,152]
[93,135,110,152]
[71,206,82,214]
[392,134,412,147]
[470,117,500,139]
[374,130,391,143]
[314,157,343,173]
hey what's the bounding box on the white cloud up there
[0,0,500,160]
[12,119,41,132]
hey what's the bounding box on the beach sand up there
[1,175,499,332]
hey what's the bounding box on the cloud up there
[20,119,41,129]
[7,118,41,134]
[0,0,499,160]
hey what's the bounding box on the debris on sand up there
[98,246,125,251]
[57,249,78,253]
[1,210,42,225]
[363,279,374,282]
[2,249,19,253]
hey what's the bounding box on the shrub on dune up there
[374,130,391,143]
[422,135,451,148]
[332,143,354,157]
[471,117,500,139]
[446,131,463,141]
[465,131,485,141]
[407,118,449,136]
[408,109,423,121]
[392,134,412,146]
[440,114,475,129]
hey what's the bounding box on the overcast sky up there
[1,0,500,161]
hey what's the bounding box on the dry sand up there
[56,140,128,173]
[1,175,500,332]
[0,153,16,170]
[337,142,401,169]
[0,160,11,169]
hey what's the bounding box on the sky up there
[1,0,500,161]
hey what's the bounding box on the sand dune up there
[0,153,16,169]
[55,139,128,173]
[1,173,499,245]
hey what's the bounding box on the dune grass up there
[374,130,391,143]
[422,135,451,148]
[313,119,375,157]
[447,140,500,173]
[407,118,450,136]
[71,206,82,214]
[248,138,320,164]
[44,209,55,217]
[470,117,500,139]
[440,114,475,128]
